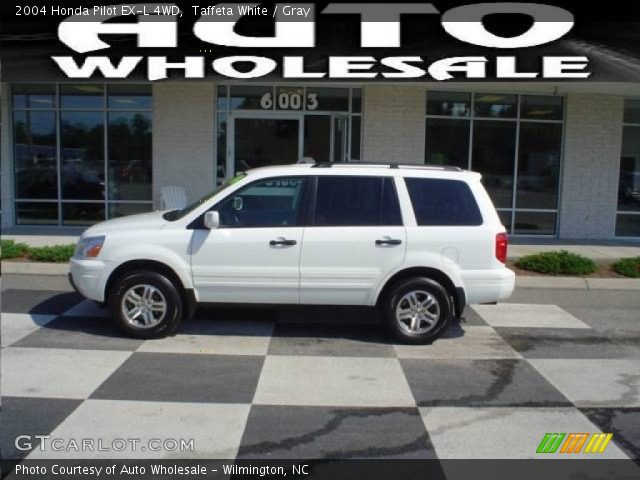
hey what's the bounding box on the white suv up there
[70,163,514,344]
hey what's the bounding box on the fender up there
[372,250,465,306]
[100,243,194,297]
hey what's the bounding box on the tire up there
[382,277,451,345]
[108,270,183,339]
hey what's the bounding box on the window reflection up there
[474,93,517,118]
[516,123,562,210]
[60,111,104,200]
[426,91,470,117]
[13,110,58,199]
[12,83,153,225]
[108,112,152,201]
[425,91,564,235]
[425,118,469,169]
[472,121,517,209]
[616,106,640,237]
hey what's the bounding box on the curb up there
[1,261,69,276]
[3,261,640,290]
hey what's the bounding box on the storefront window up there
[616,100,640,237]
[425,118,469,169]
[12,83,153,226]
[216,86,362,184]
[425,92,564,235]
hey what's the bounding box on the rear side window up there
[405,178,483,226]
[314,176,402,226]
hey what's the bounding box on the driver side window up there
[216,177,307,228]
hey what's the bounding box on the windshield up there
[163,174,247,222]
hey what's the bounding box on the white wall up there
[558,94,624,239]
[152,82,216,207]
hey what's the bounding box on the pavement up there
[1,274,639,463]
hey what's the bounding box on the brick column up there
[558,94,624,239]
[362,86,426,164]
[152,82,216,208]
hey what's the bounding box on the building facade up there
[1,81,639,240]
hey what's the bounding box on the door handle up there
[270,238,297,247]
[375,238,402,246]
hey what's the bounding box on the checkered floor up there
[1,285,639,461]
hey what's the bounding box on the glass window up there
[13,110,58,199]
[351,116,361,161]
[618,126,640,213]
[217,177,307,228]
[405,178,483,226]
[107,85,152,109]
[514,212,557,236]
[616,215,640,237]
[216,113,227,185]
[12,84,56,109]
[617,115,640,237]
[474,93,517,118]
[217,85,228,111]
[313,176,401,226]
[623,99,640,124]
[60,84,104,109]
[351,89,362,113]
[109,203,152,219]
[472,121,517,208]
[498,210,512,232]
[12,83,154,226]
[230,86,273,110]
[425,118,470,169]
[15,202,58,225]
[305,88,349,112]
[520,95,563,121]
[62,203,105,226]
[426,91,470,117]
[60,111,105,200]
[304,116,331,163]
[108,111,152,201]
[516,123,562,210]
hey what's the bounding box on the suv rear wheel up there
[108,271,183,339]
[383,277,451,344]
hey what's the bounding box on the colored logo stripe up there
[537,433,566,453]
[560,433,589,453]
[584,433,613,454]
[537,433,613,454]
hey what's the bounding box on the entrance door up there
[229,115,302,178]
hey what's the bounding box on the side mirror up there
[204,211,220,230]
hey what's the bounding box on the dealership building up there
[1,81,639,240]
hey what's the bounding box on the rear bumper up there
[461,268,515,305]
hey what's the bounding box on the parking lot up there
[1,274,639,462]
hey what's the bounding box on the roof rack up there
[310,162,463,172]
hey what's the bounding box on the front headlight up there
[76,236,105,258]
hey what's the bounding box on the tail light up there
[495,232,508,264]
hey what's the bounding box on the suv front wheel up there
[108,271,183,339]
[383,277,451,344]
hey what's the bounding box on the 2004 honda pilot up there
[70,163,515,344]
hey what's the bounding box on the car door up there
[190,176,308,304]
[299,175,407,305]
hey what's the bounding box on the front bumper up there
[69,257,111,302]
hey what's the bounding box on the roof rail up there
[310,162,463,172]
